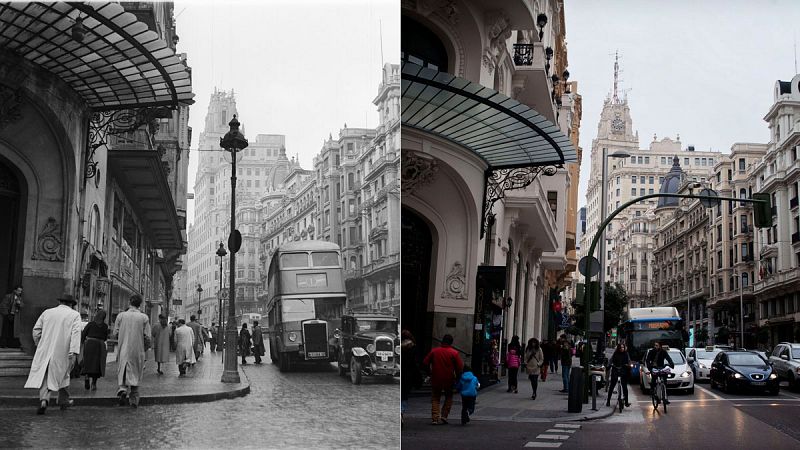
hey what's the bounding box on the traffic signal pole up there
[581,191,770,403]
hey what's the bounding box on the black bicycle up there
[610,364,629,413]
[651,367,671,413]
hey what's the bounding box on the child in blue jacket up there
[455,365,480,425]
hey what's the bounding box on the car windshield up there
[728,353,766,366]
[695,350,720,360]
[355,319,396,333]
[667,350,685,364]
[793,348,800,359]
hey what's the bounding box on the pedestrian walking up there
[548,339,559,374]
[24,294,81,414]
[151,315,171,375]
[238,323,252,365]
[400,329,422,425]
[455,365,480,425]
[187,315,205,360]
[113,294,151,408]
[251,321,265,364]
[558,335,573,393]
[524,338,544,400]
[0,285,24,348]
[422,334,464,425]
[80,309,109,391]
[506,335,522,393]
[169,321,177,352]
[540,340,552,381]
[209,322,218,352]
[174,319,196,375]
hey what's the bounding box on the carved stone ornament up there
[32,216,65,261]
[441,261,466,299]
[0,85,23,130]
[401,151,439,195]
[482,11,512,73]
[414,0,459,24]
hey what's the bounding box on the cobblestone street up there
[0,360,399,449]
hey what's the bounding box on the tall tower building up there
[187,89,286,326]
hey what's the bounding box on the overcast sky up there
[176,0,399,224]
[565,0,800,208]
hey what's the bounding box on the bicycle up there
[650,367,671,413]
[609,364,630,413]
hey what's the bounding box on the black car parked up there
[709,350,779,395]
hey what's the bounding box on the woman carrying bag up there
[525,338,544,400]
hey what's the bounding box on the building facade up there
[0,2,193,354]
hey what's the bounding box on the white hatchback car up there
[686,347,724,382]
[640,348,695,395]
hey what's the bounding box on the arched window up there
[89,205,101,248]
[401,16,449,71]
[742,272,749,288]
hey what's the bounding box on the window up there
[631,188,637,196]
[661,157,667,165]
[640,176,645,184]
[649,188,654,194]
[616,188,620,197]
[616,176,620,185]
[644,157,650,164]
[695,158,700,165]
[547,191,558,216]
[649,176,654,184]
[659,177,665,184]
[640,188,645,196]
[632,176,637,184]
[684,158,689,166]
[630,156,636,164]
[739,158,746,171]
[637,156,643,164]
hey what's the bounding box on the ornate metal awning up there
[0,2,194,111]
[401,61,576,170]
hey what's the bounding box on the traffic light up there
[575,283,585,306]
[589,281,601,312]
[753,193,773,228]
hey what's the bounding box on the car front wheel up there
[350,357,363,385]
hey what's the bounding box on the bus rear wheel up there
[279,352,292,372]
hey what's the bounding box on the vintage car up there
[336,313,400,384]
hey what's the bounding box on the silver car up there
[686,347,724,382]
[769,343,800,389]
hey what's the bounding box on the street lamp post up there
[597,148,630,356]
[737,269,744,348]
[220,115,248,383]
[217,242,227,359]
[196,284,203,320]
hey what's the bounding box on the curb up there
[0,369,250,408]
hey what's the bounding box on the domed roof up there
[657,156,684,208]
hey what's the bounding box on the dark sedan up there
[709,351,779,395]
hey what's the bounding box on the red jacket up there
[423,344,464,389]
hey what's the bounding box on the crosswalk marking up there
[553,423,581,429]
[536,434,570,440]
[545,429,575,433]
[524,443,562,448]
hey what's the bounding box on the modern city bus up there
[618,307,686,381]
[265,240,346,372]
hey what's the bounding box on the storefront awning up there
[0,2,194,111]
[402,62,576,170]
[108,150,182,249]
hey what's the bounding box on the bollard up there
[567,366,584,413]
[591,375,598,411]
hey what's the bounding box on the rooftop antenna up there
[379,18,384,67]
[612,50,620,104]
[795,32,798,74]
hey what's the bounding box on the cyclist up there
[606,343,631,407]
[645,341,675,404]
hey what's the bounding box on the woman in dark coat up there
[238,323,252,365]
[81,310,109,390]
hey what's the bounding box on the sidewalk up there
[0,346,249,407]
[405,358,613,423]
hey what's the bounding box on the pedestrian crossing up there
[523,423,581,447]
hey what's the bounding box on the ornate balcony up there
[513,43,533,66]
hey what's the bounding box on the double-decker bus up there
[265,240,346,372]
[619,307,686,381]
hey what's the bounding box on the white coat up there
[174,324,196,365]
[113,306,151,387]
[24,304,82,391]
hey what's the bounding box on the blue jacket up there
[455,371,480,397]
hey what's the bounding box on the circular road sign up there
[698,188,721,208]
[228,229,242,253]
[578,256,601,277]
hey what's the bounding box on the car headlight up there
[733,373,743,379]
[699,363,707,369]
[288,332,297,342]
[681,371,691,378]
[366,344,375,353]
[769,373,778,380]
[395,345,401,355]
[796,367,800,375]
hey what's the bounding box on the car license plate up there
[751,381,765,386]
[308,351,326,358]
[376,351,393,361]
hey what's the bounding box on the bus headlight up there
[366,344,376,353]
[288,332,297,342]
[395,345,401,355]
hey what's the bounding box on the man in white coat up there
[113,294,151,408]
[24,294,81,415]
[174,318,196,376]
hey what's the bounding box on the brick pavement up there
[0,344,249,407]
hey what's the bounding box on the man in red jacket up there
[423,334,464,425]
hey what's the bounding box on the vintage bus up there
[265,240,346,371]
[619,307,686,381]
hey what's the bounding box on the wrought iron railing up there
[513,43,533,66]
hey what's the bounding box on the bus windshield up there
[282,299,315,322]
[628,329,684,358]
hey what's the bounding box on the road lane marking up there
[636,398,800,403]
[536,435,570,440]
[695,384,723,399]
[554,423,581,429]
[545,429,576,434]
[524,443,562,448]
[779,391,800,399]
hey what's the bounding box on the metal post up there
[739,270,744,349]
[218,247,224,361]
[591,374,597,411]
[599,148,608,345]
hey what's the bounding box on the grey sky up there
[566,0,800,208]
[177,0,399,224]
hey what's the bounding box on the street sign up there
[219,288,229,300]
[578,256,601,277]
[698,188,721,208]
[228,229,242,253]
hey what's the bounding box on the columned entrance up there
[401,207,433,358]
